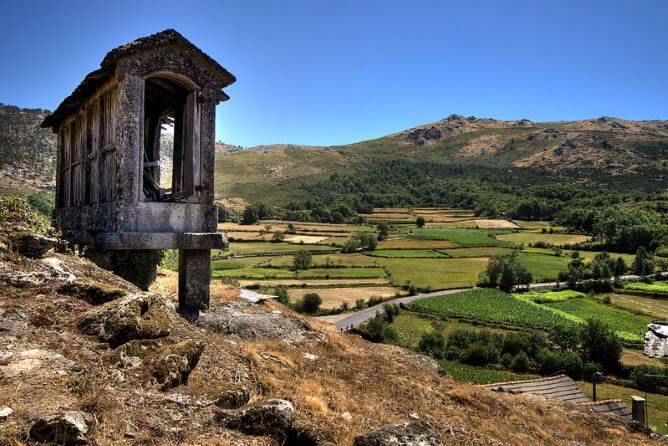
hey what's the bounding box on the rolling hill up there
[215,114,668,207]
[1,105,666,206]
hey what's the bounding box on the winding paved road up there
[317,272,665,331]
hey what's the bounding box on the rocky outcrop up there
[152,339,205,390]
[13,233,56,258]
[58,280,125,305]
[196,301,310,343]
[353,421,443,446]
[77,292,170,347]
[29,410,93,445]
[220,398,295,436]
[214,385,251,409]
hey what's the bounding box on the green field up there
[439,247,513,258]
[407,228,509,247]
[600,293,668,319]
[623,280,668,296]
[365,249,448,258]
[496,232,590,247]
[228,241,339,256]
[545,298,651,343]
[516,252,570,281]
[213,266,386,280]
[382,257,488,290]
[439,360,538,385]
[514,289,584,303]
[412,289,575,330]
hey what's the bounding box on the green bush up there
[629,364,668,394]
[510,351,530,373]
[274,285,289,305]
[463,342,497,366]
[300,292,322,314]
[419,330,446,359]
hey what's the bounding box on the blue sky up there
[1,0,667,147]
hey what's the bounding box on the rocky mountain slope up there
[0,208,662,445]
[216,115,668,205]
[0,105,56,193]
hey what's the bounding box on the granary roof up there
[647,322,668,338]
[484,374,632,418]
[484,374,589,404]
[41,29,236,129]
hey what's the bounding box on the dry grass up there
[472,219,520,229]
[288,286,399,309]
[0,248,660,445]
[237,278,390,288]
[283,235,330,244]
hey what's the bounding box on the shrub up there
[416,216,426,228]
[419,330,446,359]
[274,285,289,305]
[579,319,622,373]
[293,251,313,270]
[357,314,397,343]
[510,351,530,373]
[463,343,494,366]
[536,349,583,379]
[271,231,285,243]
[301,293,322,314]
[629,364,668,394]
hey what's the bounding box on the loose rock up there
[153,339,205,390]
[29,410,94,445]
[77,292,170,347]
[215,385,251,409]
[221,398,294,436]
[0,407,13,421]
[14,233,56,258]
[353,421,443,446]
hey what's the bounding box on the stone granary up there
[645,321,668,358]
[41,29,235,317]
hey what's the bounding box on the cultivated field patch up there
[412,289,575,331]
[408,228,508,247]
[288,286,398,309]
[237,278,390,288]
[283,234,330,244]
[383,257,487,289]
[497,232,590,247]
[472,219,520,229]
[378,238,456,249]
[516,252,570,282]
[366,249,449,258]
[545,298,651,343]
[600,293,668,319]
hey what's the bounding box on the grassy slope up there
[215,117,668,205]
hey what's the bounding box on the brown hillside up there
[0,234,660,444]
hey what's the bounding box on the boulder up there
[29,410,93,445]
[221,398,294,436]
[14,233,56,258]
[58,280,125,305]
[77,292,170,347]
[353,421,442,446]
[215,385,251,409]
[0,407,13,421]
[152,339,205,390]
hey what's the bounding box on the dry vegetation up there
[0,243,659,445]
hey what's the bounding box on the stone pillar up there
[178,249,211,319]
[631,396,646,425]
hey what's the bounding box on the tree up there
[633,246,654,276]
[377,222,389,241]
[301,293,322,314]
[613,257,626,277]
[419,330,446,359]
[510,351,530,373]
[293,250,313,270]
[579,319,622,372]
[216,204,229,222]
[274,285,289,305]
[416,216,426,228]
[241,207,259,225]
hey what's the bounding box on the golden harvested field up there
[603,293,668,319]
[237,278,390,288]
[378,238,456,249]
[621,348,667,368]
[283,234,330,244]
[288,286,399,309]
[496,231,590,246]
[472,219,520,229]
[512,220,552,230]
[225,231,269,240]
